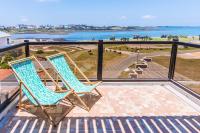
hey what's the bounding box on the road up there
[103,54,139,78]
[103,48,200,79]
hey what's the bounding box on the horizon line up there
[1,24,200,27]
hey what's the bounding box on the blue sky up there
[0,0,200,26]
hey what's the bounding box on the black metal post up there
[168,39,178,79]
[24,40,30,57]
[97,40,104,80]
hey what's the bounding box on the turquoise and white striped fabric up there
[11,59,70,105]
[48,55,98,93]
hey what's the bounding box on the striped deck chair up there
[8,56,75,126]
[46,52,102,111]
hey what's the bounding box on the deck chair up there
[46,52,102,111]
[8,56,75,126]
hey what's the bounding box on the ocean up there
[11,26,200,41]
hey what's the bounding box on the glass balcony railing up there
[29,44,98,80]
[174,45,200,94]
[0,40,200,113]
[103,44,171,79]
[0,46,25,108]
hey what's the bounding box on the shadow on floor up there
[68,92,102,110]
[22,92,101,122]
[0,92,102,131]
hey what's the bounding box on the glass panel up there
[70,44,98,79]
[103,43,171,79]
[29,44,97,79]
[174,45,200,94]
[0,46,25,104]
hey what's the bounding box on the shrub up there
[0,63,10,69]
[36,50,44,54]
[1,54,14,64]
[110,36,115,41]
[0,54,14,69]
[89,52,94,55]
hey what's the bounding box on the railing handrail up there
[177,41,200,48]
[1,40,200,52]
[0,42,26,53]
[27,40,174,45]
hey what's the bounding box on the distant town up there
[0,24,157,34]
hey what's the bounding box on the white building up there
[0,31,11,47]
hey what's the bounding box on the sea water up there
[11,26,200,41]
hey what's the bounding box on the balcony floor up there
[0,82,199,132]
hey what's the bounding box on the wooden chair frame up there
[46,52,102,111]
[8,56,75,126]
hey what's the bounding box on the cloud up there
[120,16,127,20]
[142,15,156,20]
[20,16,29,22]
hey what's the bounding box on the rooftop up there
[0,82,199,132]
[0,31,10,38]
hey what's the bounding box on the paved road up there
[103,48,200,79]
[103,54,138,78]
[103,48,167,78]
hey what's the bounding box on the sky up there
[0,0,200,26]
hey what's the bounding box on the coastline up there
[10,31,72,35]
[9,27,200,42]
[10,28,158,35]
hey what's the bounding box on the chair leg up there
[94,88,102,97]
[54,104,74,126]
[39,105,57,126]
[65,97,75,106]
[55,74,60,91]
[53,95,75,126]
[18,82,22,109]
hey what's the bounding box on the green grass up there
[185,84,200,94]
[153,56,200,80]
[134,37,195,42]
[31,50,58,57]
[107,37,197,42]
[48,46,78,53]
[72,50,97,77]
[108,45,171,53]
[29,46,127,78]
[150,38,168,41]
[107,45,199,54]
[128,64,136,69]
[178,46,198,51]
[119,71,130,78]
[0,63,10,69]
[104,50,125,60]
[68,48,127,78]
